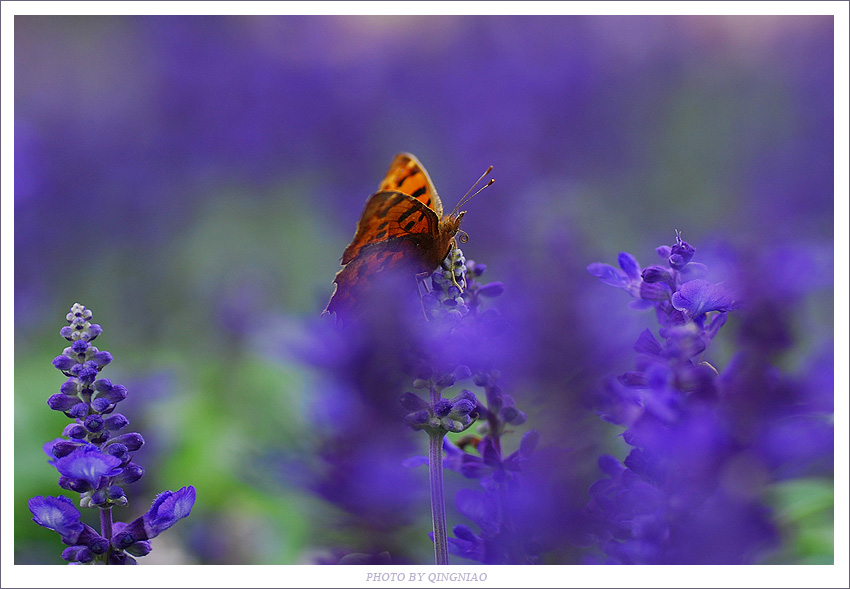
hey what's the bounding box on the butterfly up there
[324,153,492,319]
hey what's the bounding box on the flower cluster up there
[440,371,532,485]
[586,233,734,427]
[441,371,541,564]
[401,387,478,435]
[581,237,780,564]
[28,303,195,564]
[422,246,470,320]
[422,248,505,322]
[400,252,541,564]
[400,247,508,439]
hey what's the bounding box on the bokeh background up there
[14,15,834,565]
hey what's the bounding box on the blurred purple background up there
[14,15,834,565]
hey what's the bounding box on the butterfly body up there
[325,153,466,319]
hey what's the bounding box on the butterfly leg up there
[446,245,467,294]
[449,269,466,294]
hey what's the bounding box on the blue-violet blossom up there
[403,250,540,564]
[29,303,196,564]
[582,235,779,564]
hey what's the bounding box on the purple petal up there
[598,454,626,478]
[633,329,663,356]
[639,281,671,302]
[54,446,123,487]
[107,432,144,452]
[28,495,84,542]
[401,455,429,468]
[519,430,540,457]
[586,263,629,288]
[679,262,708,280]
[142,486,196,537]
[618,252,641,280]
[672,280,735,317]
[705,312,729,340]
[669,240,695,268]
[452,524,479,542]
[455,488,500,534]
[459,460,491,479]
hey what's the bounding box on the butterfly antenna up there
[452,165,494,216]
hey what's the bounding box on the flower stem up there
[428,429,449,565]
[100,506,113,563]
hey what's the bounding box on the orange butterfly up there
[324,153,492,319]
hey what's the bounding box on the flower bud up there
[63,424,88,439]
[404,410,430,429]
[84,414,104,433]
[47,394,80,412]
[115,463,144,485]
[641,265,673,285]
[125,540,152,557]
[52,355,76,371]
[478,282,505,297]
[104,414,130,431]
[88,536,109,554]
[62,545,93,563]
[434,399,452,417]
[68,402,89,420]
[399,392,428,412]
[449,399,476,419]
[52,440,79,458]
[59,378,78,395]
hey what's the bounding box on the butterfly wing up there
[379,153,444,218]
[325,153,446,319]
[341,191,440,265]
[325,238,428,318]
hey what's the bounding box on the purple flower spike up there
[30,303,195,564]
[580,234,828,564]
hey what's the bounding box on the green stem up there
[429,428,449,565]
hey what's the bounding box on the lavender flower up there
[396,248,486,565]
[400,252,540,564]
[29,303,195,564]
[439,371,541,564]
[279,247,512,565]
[421,248,505,322]
[582,236,782,564]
